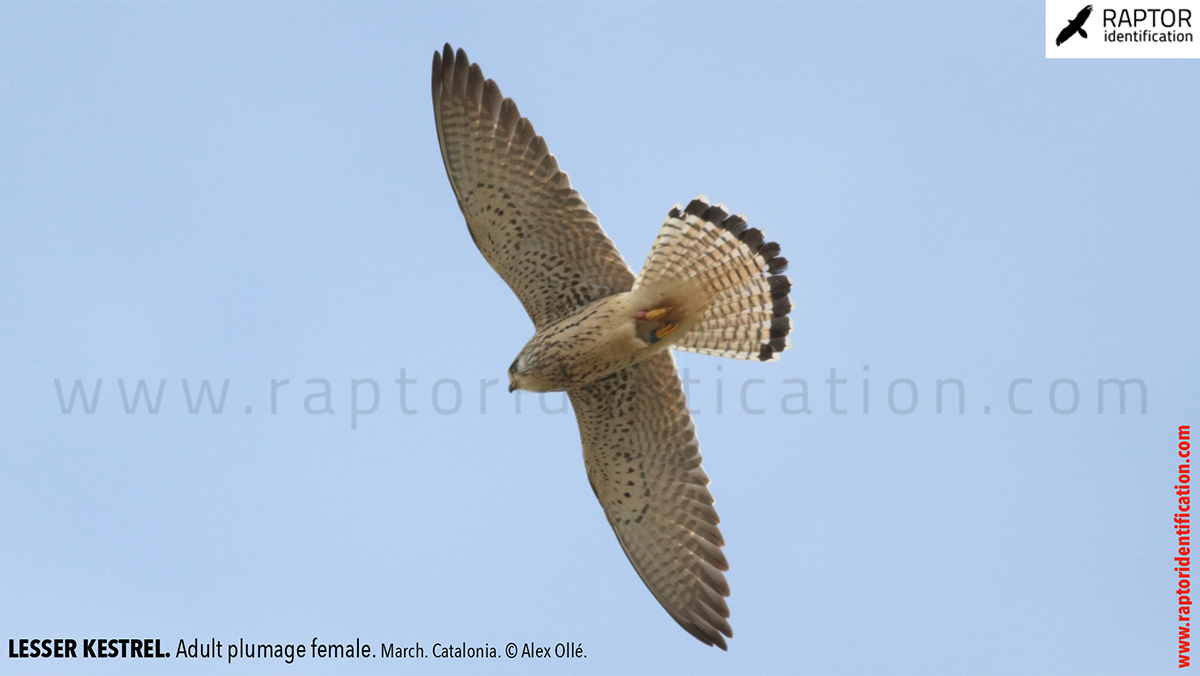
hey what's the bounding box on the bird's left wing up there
[568,352,733,649]
[432,44,635,329]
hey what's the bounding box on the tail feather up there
[633,196,793,362]
[702,276,791,318]
[638,201,741,291]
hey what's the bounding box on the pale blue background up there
[1,2,1197,674]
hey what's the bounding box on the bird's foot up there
[634,307,670,321]
[648,323,679,343]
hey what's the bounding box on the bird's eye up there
[509,358,519,374]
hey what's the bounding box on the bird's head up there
[507,346,556,393]
[507,357,521,393]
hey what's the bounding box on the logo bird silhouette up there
[1057,4,1094,46]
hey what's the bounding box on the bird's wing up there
[432,44,635,329]
[568,352,732,649]
[1077,4,1093,22]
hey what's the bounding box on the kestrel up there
[431,44,793,649]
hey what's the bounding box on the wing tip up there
[677,604,733,650]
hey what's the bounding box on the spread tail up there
[633,196,792,362]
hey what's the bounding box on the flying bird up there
[431,44,793,650]
[1057,4,1093,46]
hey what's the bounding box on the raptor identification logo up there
[1046,0,1200,57]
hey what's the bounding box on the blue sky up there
[1,2,1197,674]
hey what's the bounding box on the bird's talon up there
[654,323,678,341]
[635,307,670,321]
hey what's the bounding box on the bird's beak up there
[508,382,517,393]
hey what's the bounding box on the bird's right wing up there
[432,44,635,329]
[1056,24,1075,45]
[568,352,732,649]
